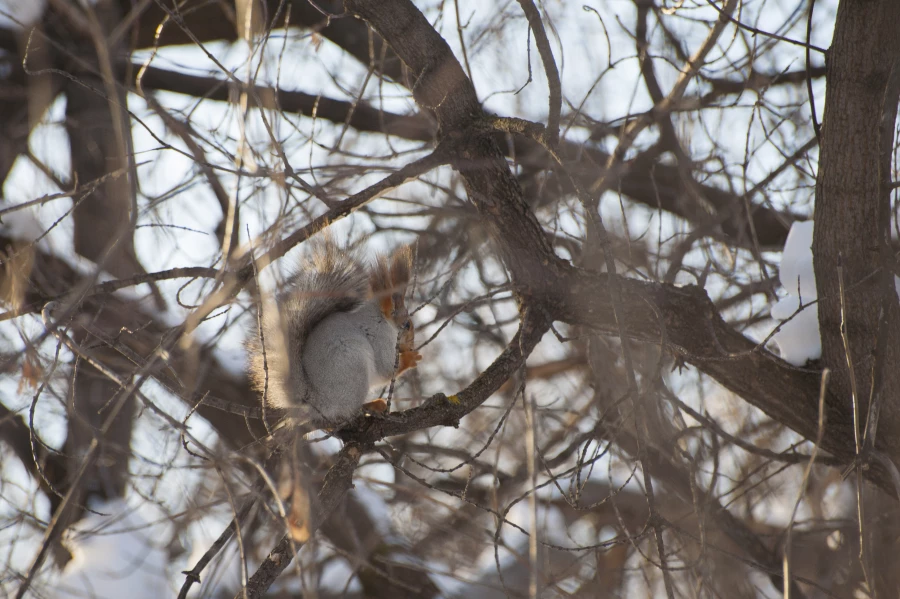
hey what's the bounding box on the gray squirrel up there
[247,238,421,426]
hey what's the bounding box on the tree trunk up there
[45,0,142,538]
[813,0,900,454]
[813,1,900,594]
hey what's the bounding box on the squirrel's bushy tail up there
[247,238,369,412]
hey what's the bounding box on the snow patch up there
[52,499,169,599]
[770,220,900,366]
[770,221,821,366]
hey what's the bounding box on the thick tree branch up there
[131,0,405,81]
[135,65,434,142]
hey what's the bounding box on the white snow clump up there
[770,220,821,366]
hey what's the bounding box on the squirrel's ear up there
[389,245,413,287]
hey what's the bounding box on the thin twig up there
[837,254,871,589]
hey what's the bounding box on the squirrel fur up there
[247,238,421,426]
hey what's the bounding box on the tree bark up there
[813,0,900,457]
[812,1,900,594]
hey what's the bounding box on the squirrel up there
[247,238,422,427]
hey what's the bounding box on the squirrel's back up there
[247,239,370,415]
